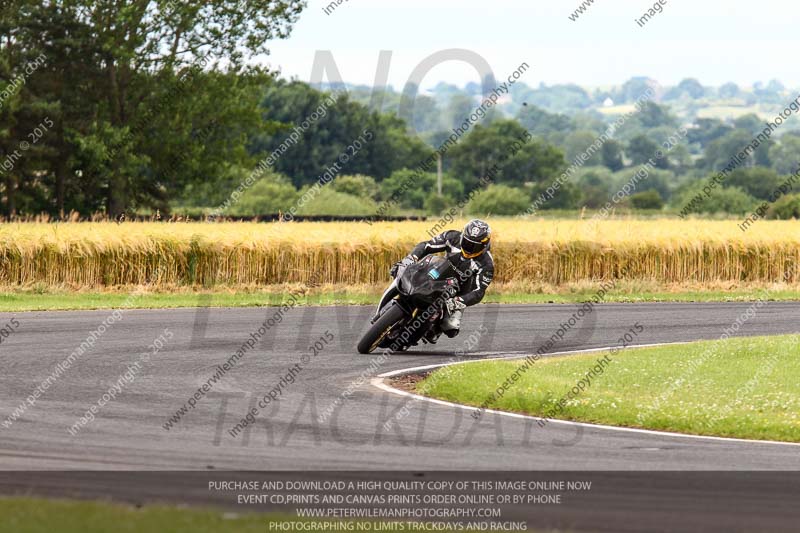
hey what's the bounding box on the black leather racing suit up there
[409,230,495,307]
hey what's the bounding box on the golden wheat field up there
[0,219,798,289]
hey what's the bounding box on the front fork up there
[372,279,399,323]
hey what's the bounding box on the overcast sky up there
[264,0,799,90]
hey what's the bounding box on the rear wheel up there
[357,303,406,354]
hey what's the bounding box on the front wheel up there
[357,303,406,354]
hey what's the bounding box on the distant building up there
[603,97,615,107]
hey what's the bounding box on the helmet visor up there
[461,235,487,258]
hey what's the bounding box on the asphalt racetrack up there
[1,302,800,532]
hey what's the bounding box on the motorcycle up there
[357,255,462,354]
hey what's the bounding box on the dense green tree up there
[399,94,442,135]
[227,172,298,216]
[379,169,464,210]
[87,0,302,216]
[252,81,431,186]
[601,139,625,171]
[447,120,565,187]
[519,83,592,113]
[297,187,377,216]
[515,105,572,142]
[673,183,757,215]
[723,167,784,200]
[367,113,433,179]
[1,0,305,217]
[627,135,662,166]
[570,112,609,136]
[467,184,531,216]
[702,129,772,171]
[687,118,733,149]
[577,168,613,208]
[443,94,478,131]
[0,0,55,216]
[629,190,664,210]
[4,4,798,219]
[331,174,380,200]
[613,77,655,104]
[664,78,706,100]
[769,136,800,175]
[255,81,433,186]
[767,194,800,219]
[614,101,679,143]
[637,101,679,129]
[526,181,579,211]
[564,131,603,166]
[733,114,765,135]
[612,167,676,202]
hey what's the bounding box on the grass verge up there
[417,334,800,442]
[1,497,283,533]
[0,497,499,533]
[2,281,800,312]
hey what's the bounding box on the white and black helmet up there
[460,219,491,258]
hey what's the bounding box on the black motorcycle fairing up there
[397,255,459,302]
[359,255,463,353]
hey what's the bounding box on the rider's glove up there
[390,254,417,278]
[445,296,466,314]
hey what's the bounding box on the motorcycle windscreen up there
[398,258,453,297]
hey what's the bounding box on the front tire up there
[357,303,406,354]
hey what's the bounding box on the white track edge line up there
[372,343,800,448]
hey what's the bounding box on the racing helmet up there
[460,219,491,258]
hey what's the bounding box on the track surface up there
[1,302,799,471]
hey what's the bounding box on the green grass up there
[0,497,282,533]
[0,290,374,312]
[484,288,800,305]
[419,334,800,442]
[0,497,503,533]
[1,285,799,312]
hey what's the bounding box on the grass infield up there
[417,335,800,442]
[0,497,279,533]
[1,283,800,312]
[0,497,502,533]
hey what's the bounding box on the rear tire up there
[357,303,406,354]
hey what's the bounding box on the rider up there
[389,219,494,343]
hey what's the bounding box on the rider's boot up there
[441,308,462,339]
[423,328,441,344]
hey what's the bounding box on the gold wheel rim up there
[369,324,394,352]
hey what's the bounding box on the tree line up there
[3,2,800,219]
[0,0,304,217]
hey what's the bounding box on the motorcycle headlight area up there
[396,275,406,295]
